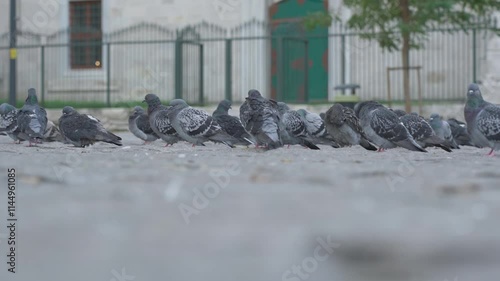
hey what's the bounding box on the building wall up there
[0,0,498,105]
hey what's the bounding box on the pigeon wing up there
[370,109,409,142]
[477,104,500,141]
[178,108,220,137]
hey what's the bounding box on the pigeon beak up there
[142,99,146,103]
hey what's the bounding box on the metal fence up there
[0,19,497,106]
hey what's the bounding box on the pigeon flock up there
[1,84,499,156]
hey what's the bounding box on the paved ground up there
[0,133,499,281]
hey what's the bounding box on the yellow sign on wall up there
[10,48,17,59]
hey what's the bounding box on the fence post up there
[472,28,477,83]
[225,39,232,101]
[304,40,309,103]
[175,35,183,99]
[106,43,111,107]
[277,36,284,101]
[40,45,45,106]
[199,44,204,105]
[340,34,346,95]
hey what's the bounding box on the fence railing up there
[0,19,497,107]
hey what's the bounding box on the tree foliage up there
[344,0,500,51]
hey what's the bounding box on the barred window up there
[69,0,102,69]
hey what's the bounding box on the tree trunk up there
[400,0,411,113]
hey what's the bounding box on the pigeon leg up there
[487,148,495,157]
[377,147,385,152]
[27,139,37,147]
[192,144,196,147]
[164,143,170,147]
[287,145,290,149]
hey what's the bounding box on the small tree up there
[306,0,500,112]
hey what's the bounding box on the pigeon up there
[58,106,122,147]
[400,112,452,152]
[167,99,236,148]
[212,99,254,146]
[128,106,159,143]
[277,102,320,150]
[464,83,500,156]
[16,88,48,146]
[143,94,181,146]
[324,103,377,151]
[447,118,476,147]
[296,109,339,147]
[354,101,427,152]
[43,120,65,142]
[429,114,459,149]
[0,103,21,142]
[240,89,283,149]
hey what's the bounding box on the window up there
[69,0,102,69]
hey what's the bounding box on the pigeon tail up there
[359,138,378,151]
[395,139,427,152]
[424,135,452,152]
[301,139,320,150]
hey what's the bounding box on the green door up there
[270,0,329,103]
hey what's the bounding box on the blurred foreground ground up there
[0,133,499,281]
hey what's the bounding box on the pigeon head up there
[429,113,442,127]
[0,103,16,114]
[143,94,161,107]
[131,106,144,117]
[219,99,232,110]
[354,101,380,117]
[62,106,77,116]
[169,99,188,108]
[466,83,484,109]
[246,89,262,100]
[319,112,326,120]
[25,88,39,105]
[328,104,346,125]
[277,102,290,115]
[214,99,232,115]
[296,109,307,118]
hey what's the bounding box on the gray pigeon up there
[324,103,377,151]
[319,112,326,120]
[464,83,500,156]
[43,120,65,143]
[400,113,452,152]
[212,99,254,146]
[354,101,427,152]
[296,109,339,148]
[129,106,159,143]
[277,102,320,150]
[16,88,48,146]
[143,94,181,146]
[240,89,282,149]
[447,118,476,147]
[0,103,21,142]
[58,106,122,147]
[167,99,236,148]
[429,114,459,149]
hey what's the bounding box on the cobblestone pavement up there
[0,133,499,281]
